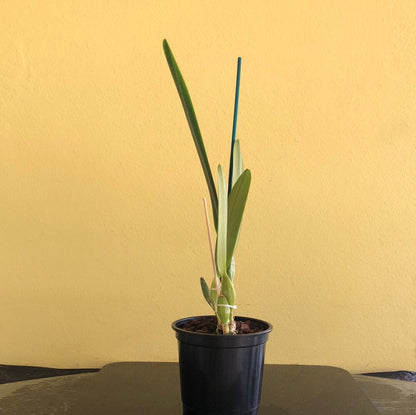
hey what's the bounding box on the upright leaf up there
[226,169,251,267]
[163,39,218,228]
[216,165,228,278]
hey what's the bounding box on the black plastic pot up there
[172,315,272,415]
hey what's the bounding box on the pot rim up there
[172,315,273,337]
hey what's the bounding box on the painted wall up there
[1,1,415,373]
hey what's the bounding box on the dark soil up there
[179,316,268,334]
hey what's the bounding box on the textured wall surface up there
[1,1,415,372]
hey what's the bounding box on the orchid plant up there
[163,40,251,334]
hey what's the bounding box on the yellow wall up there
[1,1,415,373]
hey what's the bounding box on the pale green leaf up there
[226,169,251,267]
[217,296,231,324]
[216,165,228,278]
[209,278,218,309]
[227,256,235,282]
[221,274,236,305]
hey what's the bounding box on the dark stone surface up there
[0,364,414,414]
[0,364,414,385]
[0,365,99,384]
[362,371,416,382]
[67,362,380,414]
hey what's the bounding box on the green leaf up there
[217,296,231,324]
[226,169,251,267]
[200,277,214,310]
[216,165,227,278]
[209,278,218,309]
[221,274,236,305]
[227,256,235,282]
[163,39,218,228]
[231,140,243,188]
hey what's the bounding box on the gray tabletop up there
[0,362,414,414]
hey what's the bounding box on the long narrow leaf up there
[216,165,228,278]
[163,39,218,228]
[227,57,242,193]
[226,169,251,267]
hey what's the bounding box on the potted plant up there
[163,39,272,415]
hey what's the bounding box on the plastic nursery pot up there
[172,315,272,415]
